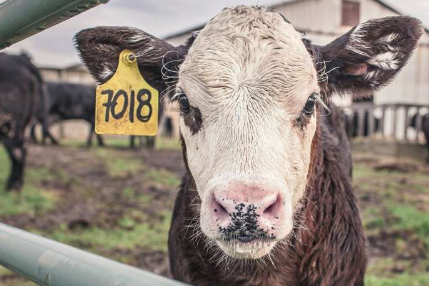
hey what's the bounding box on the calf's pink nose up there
[211,184,283,237]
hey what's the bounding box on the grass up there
[62,136,181,151]
[0,141,181,286]
[61,136,130,148]
[2,143,429,286]
[353,161,429,286]
[389,205,429,244]
[40,214,171,253]
[95,148,141,177]
[156,137,181,151]
[0,146,58,216]
[144,169,180,188]
[365,273,429,286]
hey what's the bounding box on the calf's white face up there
[177,7,319,258]
[75,5,422,261]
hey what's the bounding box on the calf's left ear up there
[319,16,423,98]
[73,26,189,95]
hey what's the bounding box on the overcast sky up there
[4,0,281,67]
[3,0,428,68]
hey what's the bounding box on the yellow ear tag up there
[95,50,158,136]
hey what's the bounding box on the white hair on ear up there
[346,23,371,57]
[364,70,381,80]
[375,33,399,44]
[99,66,113,79]
[128,34,146,43]
[367,52,399,70]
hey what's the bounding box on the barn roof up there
[163,0,429,41]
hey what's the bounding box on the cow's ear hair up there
[319,16,423,99]
[74,26,189,95]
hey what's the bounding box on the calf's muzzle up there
[210,183,284,242]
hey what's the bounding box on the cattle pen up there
[1,1,429,286]
[0,1,190,285]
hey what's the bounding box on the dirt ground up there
[0,140,428,286]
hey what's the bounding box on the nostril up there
[215,202,228,215]
[264,202,275,214]
[213,196,228,216]
[262,194,280,216]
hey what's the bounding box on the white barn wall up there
[274,0,342,33]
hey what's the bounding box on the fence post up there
[392,105,398,141]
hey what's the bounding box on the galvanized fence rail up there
[0,223,189,286]
[0,0,109,49]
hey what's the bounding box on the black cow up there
[0,53,45,191]
[29,87,58,145]
[410,113,429,162]
[30,82,104,146]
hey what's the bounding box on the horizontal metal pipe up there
[0,0,109,50]
[0,223,189,286]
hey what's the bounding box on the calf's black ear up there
[319,16,423,98]
[74,27,190,95]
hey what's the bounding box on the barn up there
[40,64,94,84]
[165,0,429,146]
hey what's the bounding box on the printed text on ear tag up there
[95,50,158,136]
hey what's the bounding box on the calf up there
[75,6,422,286]
[30,82,104,146]
[0,53,45,191]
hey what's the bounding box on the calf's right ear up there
[318,16,423,98]
[74,26,187,94]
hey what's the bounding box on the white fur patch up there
[346,23,371,57]
[364,70,381,81]
[99,66,113,79]
[128,34,145,43]
[376,33,399,44]
[367,52,399,70]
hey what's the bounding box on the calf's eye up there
[178,93,191,113]
[303,93,318,115]
[171,90,191,114]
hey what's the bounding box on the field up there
[0,138,428,286]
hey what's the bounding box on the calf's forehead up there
[179,6,317,106]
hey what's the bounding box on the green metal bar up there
[0,0,110,50]
[0,223,190,286]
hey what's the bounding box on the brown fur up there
[169,104,366,286]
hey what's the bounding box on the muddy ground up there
[0,140,428,286]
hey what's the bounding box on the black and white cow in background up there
[0,53,46,191]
